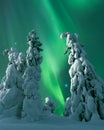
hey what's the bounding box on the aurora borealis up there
[0,0,104,115]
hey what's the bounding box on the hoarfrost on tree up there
[0,30,44,121]
[64,97,71,117]
[61,32,104,121]
[0,48,25,117]
[43,97,56,115]
[22,30,43,121]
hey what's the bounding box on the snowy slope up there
[0,115,104,130]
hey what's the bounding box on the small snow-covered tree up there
[64,97,71,117]
[61,32,104,121]
[0,48,25,117]
[22,30,43,121]
[43,97,56,115]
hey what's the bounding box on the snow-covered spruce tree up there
[64,97,71,117]
[61,32,104,121]
[22,30,43,121]
[43,97,56,115]
[0,48,26,117]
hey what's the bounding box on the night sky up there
[0,0,104,115]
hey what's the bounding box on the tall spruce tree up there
[22,30,43,121]
[61,32,104,121]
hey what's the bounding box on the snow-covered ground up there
[0,115,104,130]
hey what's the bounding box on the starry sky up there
[0,0,104,115]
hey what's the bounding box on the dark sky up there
[0,0,104,115]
